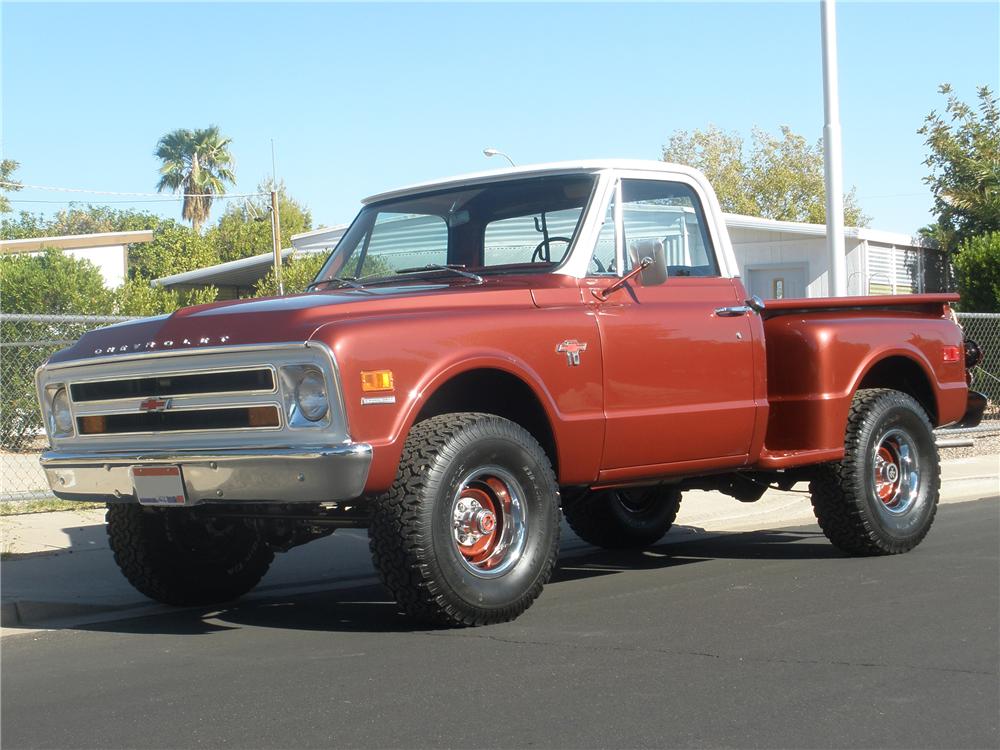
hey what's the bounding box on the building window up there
[867,245,924,295]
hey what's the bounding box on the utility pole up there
[821,0,847,297]
[270,190,283,296]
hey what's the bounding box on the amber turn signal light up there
[247,406,280,428]
[78,415,107,435]
[361,370,394,392]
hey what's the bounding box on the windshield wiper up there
[394,264,484,284]
[306,276,371,293]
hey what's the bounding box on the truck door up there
[591,177,758,474]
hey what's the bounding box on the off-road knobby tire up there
[369,413,560,627]
[809,388,940,556]
[564,486,682,549]
[106,504,274,606]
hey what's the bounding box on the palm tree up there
[155,126,236,232]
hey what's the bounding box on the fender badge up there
[139,397,172,412]
[361,395,396,406]
[556,339,588,366]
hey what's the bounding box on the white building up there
[0,230,154,288]
[154,217,945,300]
[725,214,943,299]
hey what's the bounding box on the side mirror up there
[628,239,668,286]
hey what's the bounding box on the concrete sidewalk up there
[2,454,996,634]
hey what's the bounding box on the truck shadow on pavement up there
[71,527,843,637]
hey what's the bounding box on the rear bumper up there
[39,444,372,505]
[956,390,988,429]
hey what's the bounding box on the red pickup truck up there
[36,161,985,625]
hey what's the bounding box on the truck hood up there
[47,280,544,365]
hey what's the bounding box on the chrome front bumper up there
[40,444,372,505]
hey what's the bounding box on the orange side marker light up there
[361,370,394,392]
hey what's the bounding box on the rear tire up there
[564,486,682,549]
[369,413,560,626]
[810,388,940,556]
[106,504,274,605]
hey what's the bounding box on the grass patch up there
[0,498,105,516]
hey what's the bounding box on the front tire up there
[810,389,940,555]
[369,413,560,626]
[106,504,274,605]
[564,486,682,549]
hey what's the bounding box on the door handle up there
[714,305,751,317]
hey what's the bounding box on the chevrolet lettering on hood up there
[93,335,230,355]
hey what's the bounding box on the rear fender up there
[762,314,965,454]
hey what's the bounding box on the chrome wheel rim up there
[451,465,527,578]
[872,429,920,515]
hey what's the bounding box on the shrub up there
[953,232,1000,312]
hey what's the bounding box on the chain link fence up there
[1,311,998,502]
[956,312,1000,427]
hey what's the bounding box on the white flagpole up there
[821,0,848,297]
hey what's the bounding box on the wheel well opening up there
[415,369,558,473]
[858,356,938,424]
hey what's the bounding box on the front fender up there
[311,306,604,492]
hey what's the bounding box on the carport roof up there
[0,230,154,254]
[153,225,349,289]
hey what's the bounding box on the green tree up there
[127,219,219,281]
[155,126,236,232]
[663,124,869,226]
[114,278,218,317]
[918,85,1000,251]
[952,232,1000,312]
[0,158,21,213]
[45,204,156,235]
[253,252,328,297]
[208,179,312,264]
[0,249,112,314]
[1,210,48,239]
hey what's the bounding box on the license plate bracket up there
[131,465,187,506]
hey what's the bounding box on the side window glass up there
[588,191,617,275]
[620,180,718,277]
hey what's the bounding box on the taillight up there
[942,345,961,363]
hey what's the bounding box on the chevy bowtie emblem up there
[139,397,171,412]
[556,339,588,366]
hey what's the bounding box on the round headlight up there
[51,387,73,434]
[295,370,329,422]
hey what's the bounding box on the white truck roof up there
[362,159,705,205]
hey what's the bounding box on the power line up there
[0,180,266,199]
[8,198,191,205]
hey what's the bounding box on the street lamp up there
[483,147,516,167]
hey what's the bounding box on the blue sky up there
[2,2,998,234]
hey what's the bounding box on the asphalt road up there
[3,497,998,750]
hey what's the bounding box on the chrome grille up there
[77,406,281,435]
[37,343,349,452]
[70,368,274,402]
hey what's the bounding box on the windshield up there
[313,174,596,285]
